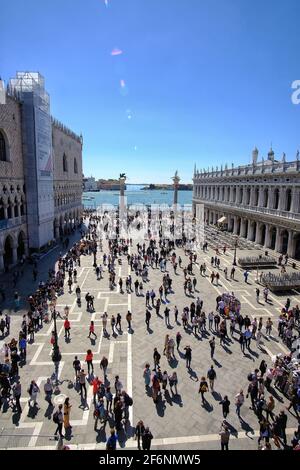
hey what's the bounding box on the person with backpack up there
[53,404,64,439]
[121,390,133,422]
[207,365,217,391]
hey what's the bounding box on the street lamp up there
[232,236,238,266]
[51,309,62,386]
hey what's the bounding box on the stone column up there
[172,172,180,205]
[264,224,271,248]
[250,187,255,206]
[290,188,299,213]
[287,231,295,257]
[247,221,254,241]
[267,187,274,209]
[275,227,282,252]
[242,187,247,205]
[279,188,287,211]
[258,187,264,208]
[229,186,234,202]
[255,222,261,244]
[4,205,8,220]
[240,218,246,238]
[233,216,238,234]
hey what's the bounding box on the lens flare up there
[111,48,123,56]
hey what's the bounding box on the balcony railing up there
[0,215,27,231]
[193,197,300,221]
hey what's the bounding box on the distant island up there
[141,183,193,191]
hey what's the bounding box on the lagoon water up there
[83,185,193,208]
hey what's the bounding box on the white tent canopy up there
[218,216,227,223]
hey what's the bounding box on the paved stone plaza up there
[0,226,299,450]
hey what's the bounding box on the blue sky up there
[1,0,300,183]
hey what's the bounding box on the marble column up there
[287,231,295,257]
[250,187,256,206]
[279,188,287,211]
[255,222,261,244]
[258,187,264,208]
[240,218,247,238]
[242,187,247,205]
[290,188,299,213]
[264,224,271,248]
[247,222,253,241]
[267,188,274,209]
[233,216,239,234]
[275,227,282,252]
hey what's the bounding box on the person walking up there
[44,378,53,406]
[63,397,72,431]
[126,310,132,330]
[153,348,161,371]
[176,331,182,350]
[142,427,153,450]
[135,420,145,450]
[79,369,87,400]
[169,372,178,395]
[88,321,97,339]
[53,404,64,439]
[143,363,151,389]
[207,365,217,392]
[209,337,215,359]
[102,312,108,335]
[235,390,245,419]
[100,356,108,381]
[219,421,230,450]
[145,309,151,329]
[106,428,118,450]
[184,345,192,369]
[64,317,71,340]
[28,380,40,408]
[12,380,22,413]
[73,356,81,380]
[219,395,230,419]
[85,349,94,375]
[198,377,209,404]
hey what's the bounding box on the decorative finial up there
[282,152,286,163]
[296,150,299,161]
[252,146,258,164]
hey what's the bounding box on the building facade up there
[0,72,83,271]
[83,176,98,191]
[193,148,300,259]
